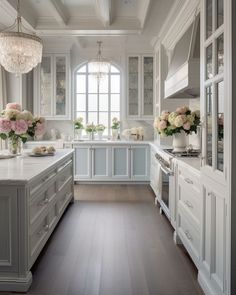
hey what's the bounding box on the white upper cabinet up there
[127,55,154,119]
[201,0,226,184]
[34,54,71,120]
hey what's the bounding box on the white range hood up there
[164,15,200,99]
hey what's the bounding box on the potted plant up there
[85,123,96,140]
[111,117,120,140]
[153,106,200,152]
[74,117,84,140]
[0,103,46,155]
[96,124,106,140]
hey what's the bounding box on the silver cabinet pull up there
[184,200,193,209]
[184,178,193,184]
[184,230,193,241]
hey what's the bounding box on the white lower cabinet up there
[74,143,149,182]
[150,147,161,202]
[131,145,150,180]
[92,146,110,179]
[198,179,227,295]
[74,146,91,179]
[112,146,130,179]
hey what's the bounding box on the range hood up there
[164,15,200,99]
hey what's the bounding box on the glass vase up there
[75,129,83,140]
[8,137,22,155]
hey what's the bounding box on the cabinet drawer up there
[178,179,200,225]
[48,202,58,229]
[178,165,200,194]
[29,216,49,262]
[57,162,73,191]
[177,207,200,267]
[57,180,73,215]
[29,181,57,225]
[29,167,57,197]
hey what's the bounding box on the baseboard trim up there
[0,272,32,292]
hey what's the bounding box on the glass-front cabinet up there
[34,53,70,120]
[202,0,225,180]
[127,55,154,119]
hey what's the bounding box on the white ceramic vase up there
[75,129,82,140]
[172,130,187,152]
[112,129,118,140]
[97,131,104,140]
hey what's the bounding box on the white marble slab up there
[0,149,74,185]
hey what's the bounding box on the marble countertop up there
[0,149,74,185]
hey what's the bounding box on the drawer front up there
[48,203,58,229]
[178,178,200,225]
[29,216,49,261]
[57,162,73,191]
[57,180,73,215]
[29,168,57,197]
[30,181,57,225]
[178,165,200,194]
[177,208,200,266]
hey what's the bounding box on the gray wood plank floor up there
[3,184,203,295]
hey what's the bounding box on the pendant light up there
[89,41,110,83]
[0,0,43,74]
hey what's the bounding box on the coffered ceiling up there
[0,0,155,36]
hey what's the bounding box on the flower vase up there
[8,137,22,155]
[87,132,94,140]
[112,129,118,140]
[97,131,104,140]
[75,129,82,140]
[172,130,187,152]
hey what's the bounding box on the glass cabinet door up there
[203,0,224,175]
[128,57,139,116]
[55,56,67,116]
[143,56,154,116]
[40,56,53,116]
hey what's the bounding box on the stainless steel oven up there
[155,153,174,219]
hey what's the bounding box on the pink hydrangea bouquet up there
[153,106,200,137]
[0,103,46,153]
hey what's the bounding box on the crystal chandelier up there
[0,0,42,74]
[89,41,110,83]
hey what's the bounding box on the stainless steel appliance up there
[155,148,200,221]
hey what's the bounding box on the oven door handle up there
[160,164,173,176]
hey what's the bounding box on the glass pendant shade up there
[89,41,110,82]
[0,0,42,74]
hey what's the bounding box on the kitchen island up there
[0,149,74,292]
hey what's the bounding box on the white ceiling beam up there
[47,0,69,27]
[138,0,152,29]
[94,0,114,27]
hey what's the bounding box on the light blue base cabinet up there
[74,144,150,182]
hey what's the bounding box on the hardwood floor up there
[2,185,203,295]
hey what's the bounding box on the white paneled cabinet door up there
[112,146,130,179]
[91,146,110,179]
[131,145,150,180]
[199,182,227,295]
[74,146,91,180]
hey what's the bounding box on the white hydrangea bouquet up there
[153,106,200,137]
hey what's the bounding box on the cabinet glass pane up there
[206,44,213,79]
[143,57,153,116]
[217,81,224,172]
[40,56,52,116]
[217,34,224,74]
[206,0,212,38]
[55,56,66,116]
[206,86,213,167]
[128,57,139,116]
[217,0,224,28]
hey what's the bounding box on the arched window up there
[75,62,121,136]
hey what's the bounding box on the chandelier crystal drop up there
[0,0,42,74]
[89,41,110,83]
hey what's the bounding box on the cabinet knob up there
[184,230,193,241]
[184,200,193,209]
